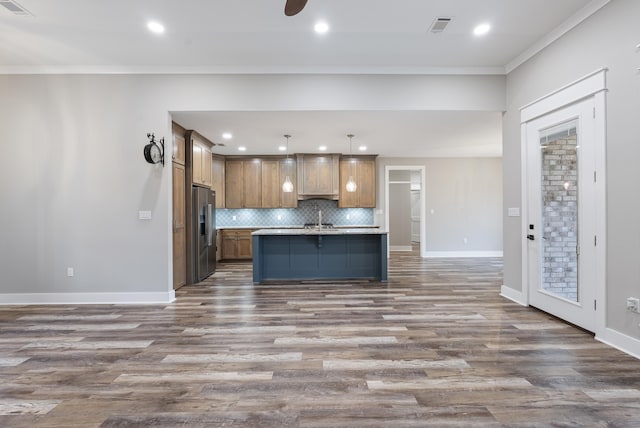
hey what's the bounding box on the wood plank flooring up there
[1,250,640,427]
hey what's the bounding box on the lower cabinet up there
[221,229,254,260]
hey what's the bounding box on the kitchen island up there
[252,228,388,284]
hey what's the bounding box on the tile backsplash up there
[216,199,374,228]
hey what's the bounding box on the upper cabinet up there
[296,154,340,200]
[279,158,298,208]
[211,154,225,208]
[261,159,281,208]
[171,123,186,166]
[188,131,213,188]
[339,155,377,208]
[226,157,297,209]
[225,158,262,208]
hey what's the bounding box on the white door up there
[525,97,597,332]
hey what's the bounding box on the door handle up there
[206,204,213,246]
[527,234,535,241]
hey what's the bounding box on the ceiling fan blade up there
[284,0,308,16]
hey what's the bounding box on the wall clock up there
[144,133,164,166]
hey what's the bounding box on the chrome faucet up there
[318,209,322,229]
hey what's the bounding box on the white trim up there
[390,245,413,252]
[506,0,611,73]
[0,65,507,76]
[596,328,640,360]
[500,285,527,306]
[0,291,176,305]
[593,90,607,335]
[424,251,503,258]
[384,165,427,258]
[520,122,530,307]
[520,68,607,122]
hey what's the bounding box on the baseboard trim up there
[596,327,640,360]
[390,245,413,251]
[424,251,503,258]
[500,285,527,306]
[0,291,176,305]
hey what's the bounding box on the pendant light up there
[282,134,294,193]
[345,134,357,192]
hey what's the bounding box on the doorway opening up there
[385,166,426,258]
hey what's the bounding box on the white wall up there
[0,73,505,303]
[378,157,503,255]
[502,0,640,341]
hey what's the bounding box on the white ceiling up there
[1,0,601,157]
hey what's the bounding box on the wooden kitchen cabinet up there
[225,158,262,208]
[261,160,281,208]
[221,229,253,260]
[263,157,298,208]
[296,154,340,199]
[211,154,225,208]
[339,155,377,208]
[279,157,298,208]
[171,124,186,166]
[172,162,186,289]
[226,156,297,209]
[243,159,262,208]
[190,132,213,187]
[171,122,188,290]
[225,160,244,208]
[215,229,222,262]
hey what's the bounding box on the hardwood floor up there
[1,250,640,427]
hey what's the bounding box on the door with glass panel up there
[525,97,596,331]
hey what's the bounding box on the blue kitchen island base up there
[252,229,388,284]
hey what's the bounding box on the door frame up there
[520,68,607,334]
[385,165,427,257]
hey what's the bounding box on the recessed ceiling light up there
[238,146,247,152]
[222,132,232,139]
[314,21,329,34]
[147,21,165,34]
[278,146,287,151]
[473,23,491,36]
[358,146,367,151]
[318,145,327,151]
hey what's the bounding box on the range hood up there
[296,154,340,200]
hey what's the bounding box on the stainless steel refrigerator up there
[192,187,216,282]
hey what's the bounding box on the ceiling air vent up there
[0,0,31,15]
[430,17,452,34]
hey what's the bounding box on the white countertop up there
[252,227,387,236]
[219,225,379,230]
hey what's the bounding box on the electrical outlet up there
[626,297,640,313]
[67,267,74,277]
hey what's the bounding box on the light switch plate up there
[139,210,152,220]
